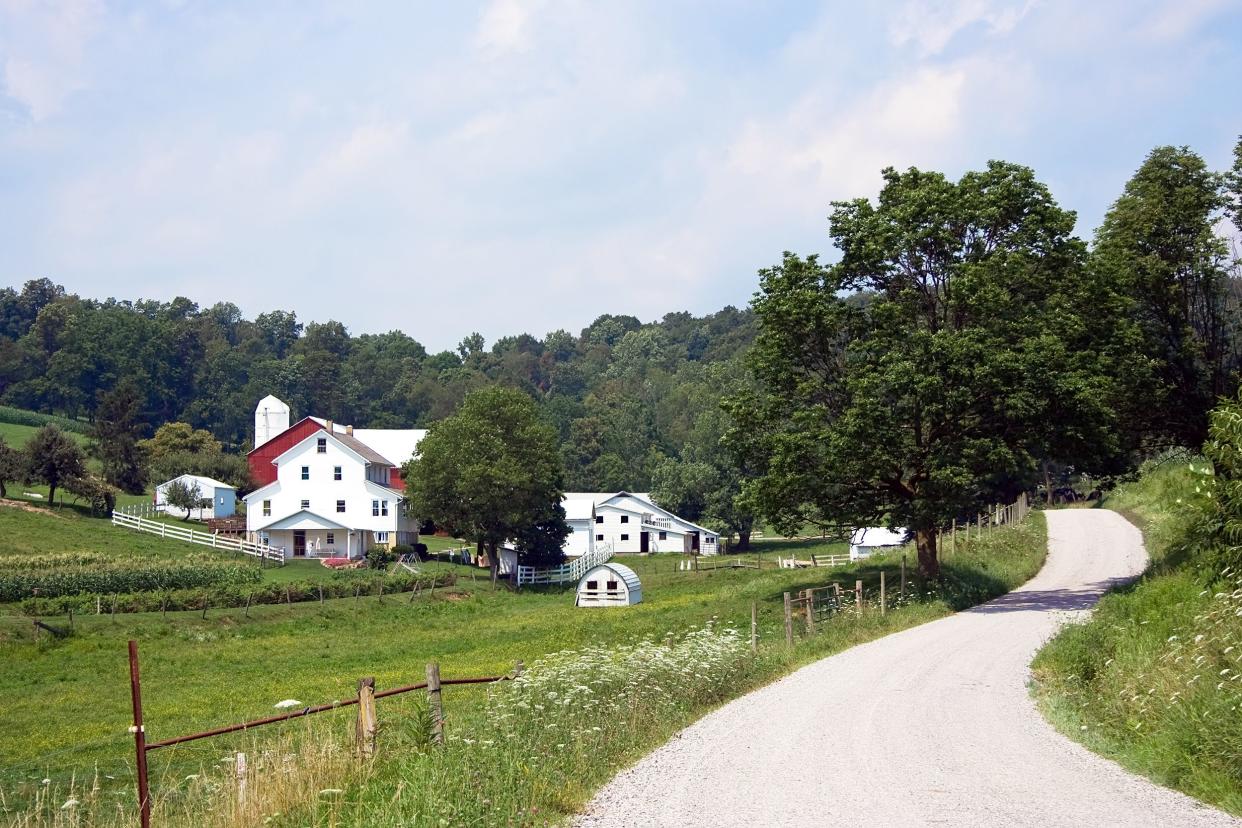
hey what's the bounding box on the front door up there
[691,531,700,552]
[293,530,306,557]
[640,532,649,553]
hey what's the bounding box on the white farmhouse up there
[243,397,425,559]
[564,491,719,556]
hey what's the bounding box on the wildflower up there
[273,699,302,709]
[41,778,50,785]
[61,799,78,809]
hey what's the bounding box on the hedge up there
[0,562,261,602]
[20,571,456,615]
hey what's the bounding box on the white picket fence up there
[516,541,613,586]
[110,510,285,564]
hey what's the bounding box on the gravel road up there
[574,509,1241,828]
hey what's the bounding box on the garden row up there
[0,560,261,602]
[19,570,456,615]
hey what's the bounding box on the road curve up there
[575,510,1240,828]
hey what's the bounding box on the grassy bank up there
[1,513,1045,826]
[1031,457,1242,816]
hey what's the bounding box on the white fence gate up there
[516,542,613,586]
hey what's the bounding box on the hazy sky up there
[1,1,1240,352]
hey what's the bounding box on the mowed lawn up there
[0,541,869,790]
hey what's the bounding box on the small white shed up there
[576,562,642,607]
[154,474,237,521]
[849,526,908,560]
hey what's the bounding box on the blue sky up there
[1,1,1240,352]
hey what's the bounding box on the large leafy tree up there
[743,162,1122,577]
[91,378,149,494]
[0,437,22,498]
[1091,145,1236,447]
[404,386,568,583]
[25,425,87,506]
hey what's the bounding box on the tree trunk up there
[915,527,939,579]
[47,483,56,506]
[0,480,6,498]
[736,530,751,551]
[1043,460,1053,505]
[487,539,499,588]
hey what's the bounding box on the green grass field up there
[1032,457,1242,816]
[0,501,1048,826]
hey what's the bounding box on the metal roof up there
[577,562,641,593]
[850,527,908,546]
[158,474,235,492]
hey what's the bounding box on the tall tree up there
[0,437,22,498]
[404,386,568,583]
[25,425,87,506]
[91,378,149,493]
[743,162,1119,577]
[1091,145,1234,447]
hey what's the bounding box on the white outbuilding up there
[154,474,237,520]
[849,526,908,560]
[575,562,642,607]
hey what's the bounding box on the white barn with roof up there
[564,491,719,556]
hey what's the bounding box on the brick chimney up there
[346,424,354,436]
[325,419,334,433]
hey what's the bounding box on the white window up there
[262,500,271,517]
[334,466,342,481]
[317,437,327,453]
[620,533,629,541]
[372,499,380,517]
[620,515,629,524]
[658,531,667,540]
[259,532,269,544]
[326,532,335,545]
[336,500,346,513]
[381,500,389,517]
[596,534,604,541]
[706,536,716,545]
[301,466,309,480]
[375,531,389,543]
[301,499,310,510]
[595,515,603,524]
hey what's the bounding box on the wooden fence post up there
[803,589,814,635]
[750,600,758,654]
[783,592,793,647]
[900,554,907,602]
[356,677,377,758]
[834,582,842,607]
[128,641,152,828]
[426,662,444,744]
[952,519,957,556]
[880,571,886,615]
[235,751,247,805]
[856,579,864,614]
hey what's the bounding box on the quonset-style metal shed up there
[575,562,642,607]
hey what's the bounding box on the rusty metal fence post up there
[128,640,152,828]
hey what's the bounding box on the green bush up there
[0,561,260,601]
[365,545,397,570]
[19,570,455,615]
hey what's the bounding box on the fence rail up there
[516,541,613,586]
[111,510,284,564]
[126,640,519,828]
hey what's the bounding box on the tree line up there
[4,139,1240,578]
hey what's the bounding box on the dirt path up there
[575,510,1240,827]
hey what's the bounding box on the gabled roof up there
[272,427,392,467]
[253,509,350,532]
[563,498,596,521]
[309,418,426,467]
[158,474,235,491]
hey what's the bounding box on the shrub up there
[365,545,396,570]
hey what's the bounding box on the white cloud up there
[1138,0,1238,41]
[0,0,103,119]
[889,0,1034,55]
[474,0,546,57]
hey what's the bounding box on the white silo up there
[254,395,291,448]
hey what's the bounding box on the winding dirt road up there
[575,510,1240,827]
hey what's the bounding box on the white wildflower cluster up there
[1155,567,1242,707]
